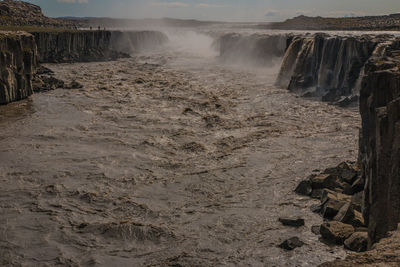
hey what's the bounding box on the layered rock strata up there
[0,31,37,104]
[217,33,287,66]
[276,34,393,105]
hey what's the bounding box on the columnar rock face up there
[110,31,168,55]
[32,30,169,63]
[0,31,37,104]
[276,34,391,104]
[218,33,287,66]
[32,31,119,63]
[359,40,400,246]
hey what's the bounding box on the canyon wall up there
[359,40,400,246]
[276,34,391,105]
[0,31,37,104]
[217,33,287,66]
[110,31,168,55]
[32,30,168,63]
[32,30,121,63]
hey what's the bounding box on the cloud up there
[195,3,228,8]
[57,0,88,3]
[151,2,190,8]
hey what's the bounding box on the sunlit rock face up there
[0,31,37,104]
[110,31,168,55]
[217,33,287,66]
[276,34,393,104]
[359,39,400,247]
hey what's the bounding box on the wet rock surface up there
[0,47,360,265]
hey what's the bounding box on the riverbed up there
[0,38,360,266]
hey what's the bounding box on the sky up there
[27,0,400,22]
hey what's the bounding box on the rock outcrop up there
[359,40,400,247]
[217,33,286,66]
[276,34,393,106]
[110,31,168,55]
[0,0,73,28]
[0,31,37,104]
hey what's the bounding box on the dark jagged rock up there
[278,237,305,250]
[359,42,400,246]
[0,31,37,104]
[279,217,305,227]
[294,180,312,196]
[217,33,287,66]
[320,221,355,245]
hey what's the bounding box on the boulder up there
[279,217,305,227]
[320,221,355,245]
[278,237,304,250]
[344,232,368,252]
[321,190,351,219]
[310,174,338,190]
[333,202,365,227]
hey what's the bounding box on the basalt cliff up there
[0,29,168,104]
[276,34,393,106]
[0,31,37,104]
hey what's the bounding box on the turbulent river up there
[0,31,360,266]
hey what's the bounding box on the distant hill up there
[0,0,73,28]
[62,17,224,29]
[262,14,400,31]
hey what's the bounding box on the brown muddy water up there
[0,41,360,266]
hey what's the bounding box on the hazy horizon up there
[26,0,400,23]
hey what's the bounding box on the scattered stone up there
[311,225,321,235]
[320,221,355,245]
[295,180,312,196]
[344,232,368,252]
[278,237,304,250]
[279,217,305,227]
[321,190,351,219]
